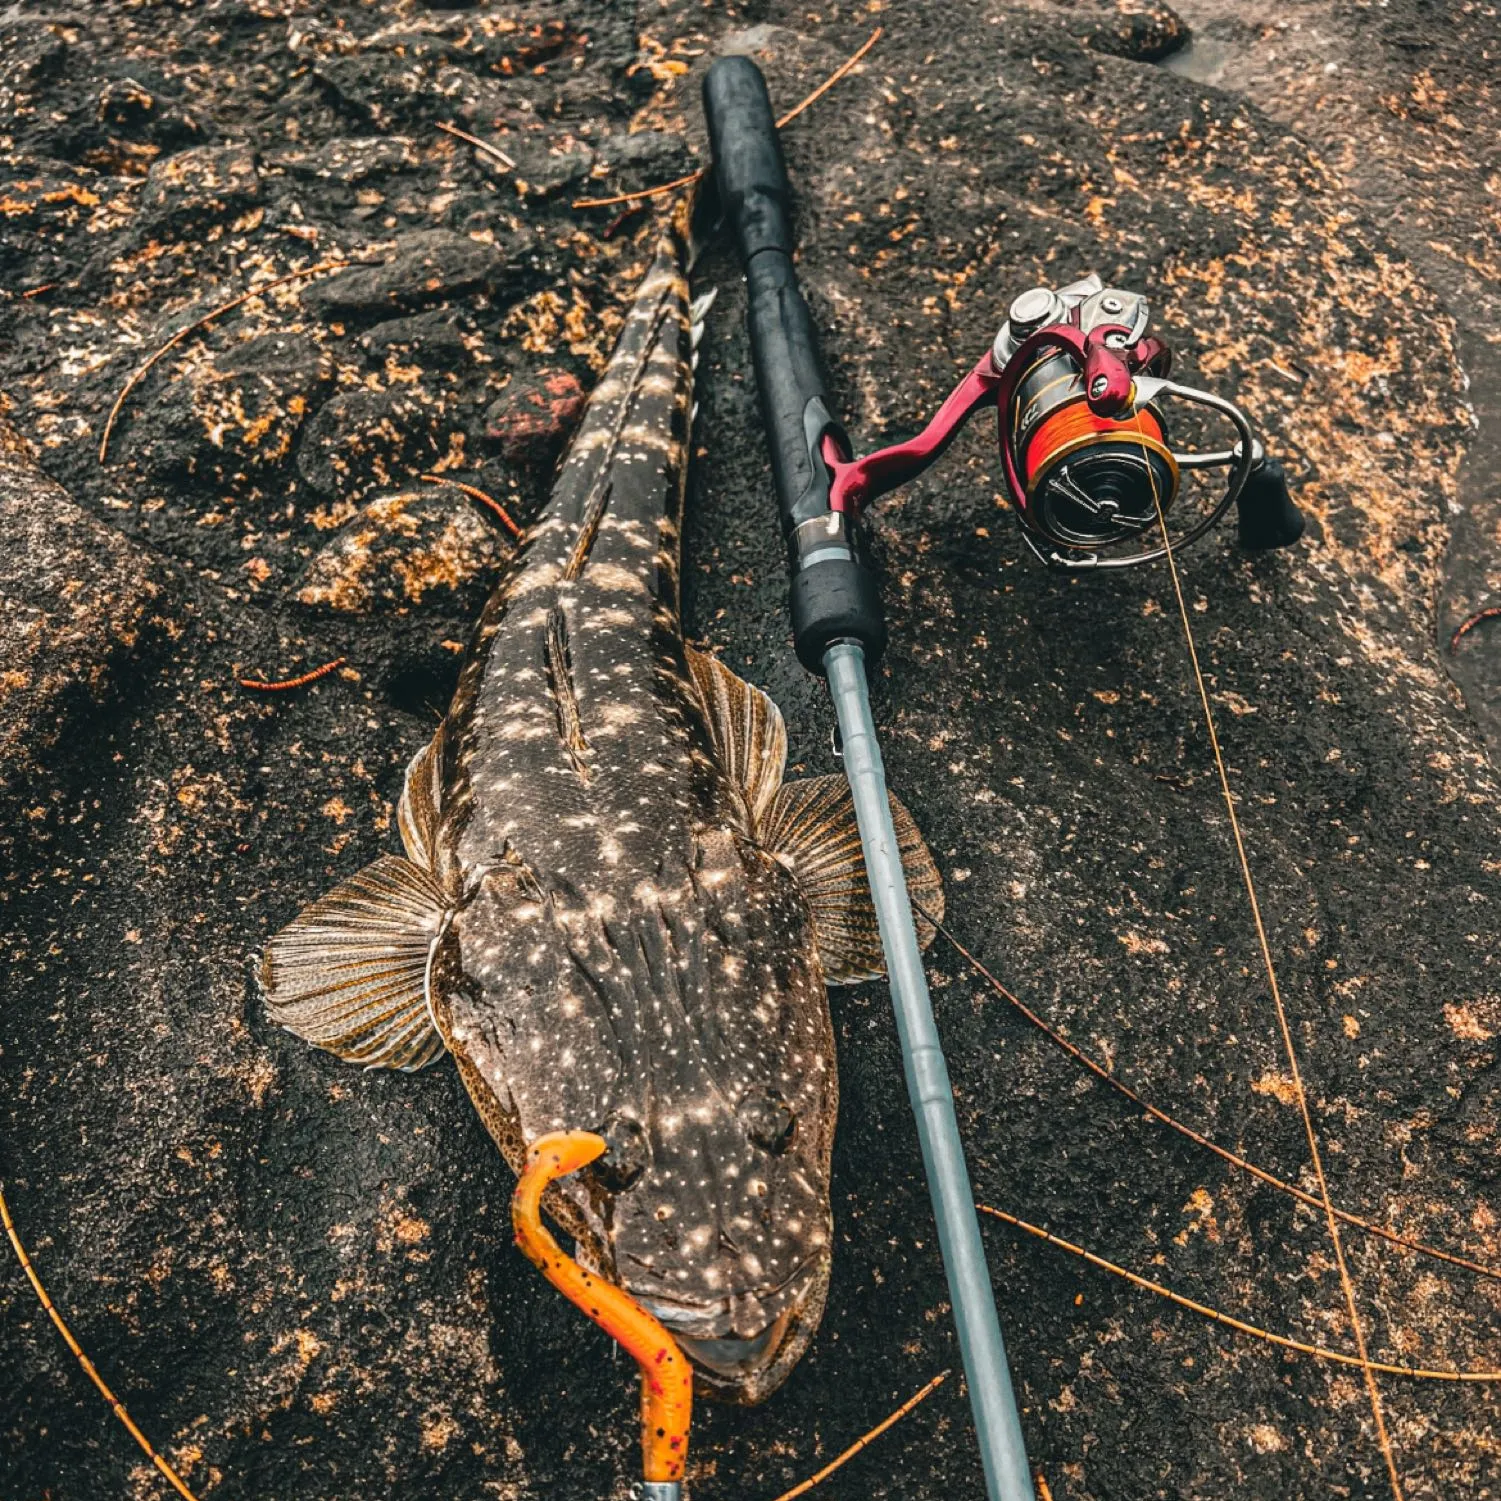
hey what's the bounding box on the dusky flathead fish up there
[260,219,942,1403]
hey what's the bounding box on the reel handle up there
[703,56,886,673]
[1237,454,1306,550]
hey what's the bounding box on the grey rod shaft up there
[824,641,1034,1501]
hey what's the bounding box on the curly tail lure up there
[511,1132,693,1496]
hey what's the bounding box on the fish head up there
[440,833,838,1404]
[597,834,837,1404]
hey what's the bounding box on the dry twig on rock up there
[572,26,883,211]
[99,260,351,463]
[436,120,516,171]
[769,1369,948,1500]
[1,1184,203,1501]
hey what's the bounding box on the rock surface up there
[483,364,588,464]
[2,3,1499,1500]
[295,486,509,615]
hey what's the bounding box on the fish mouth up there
[637,1255,830,1404]
[672,1302,797,1380]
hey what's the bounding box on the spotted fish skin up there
[260,223,942,1404]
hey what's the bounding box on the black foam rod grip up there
[703,55,886,670]
[1236,455,1306,550]
[703,56,831,532]
[702,56,795,262]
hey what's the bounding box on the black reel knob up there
[1236,455,1305,551]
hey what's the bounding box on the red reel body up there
[824,275,1300,570]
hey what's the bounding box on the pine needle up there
[572,27,883,211]
[436,120,516,171]
[980,1202,1501,1382]
[769,1368,949,1500]
[1,1183,203,1501]
[99,259,350,463]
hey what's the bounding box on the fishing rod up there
[703,57,1033,1501]
[702,51,1306,1501]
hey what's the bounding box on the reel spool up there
[819,273,1304,571]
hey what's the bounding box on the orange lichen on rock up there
[294,489,504,614]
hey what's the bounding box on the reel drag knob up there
[1236,454,1305,550]
[993,286,1064,366]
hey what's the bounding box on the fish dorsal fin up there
[259,854,450,1071]
[397,723,445,872]
[686,646,787,830]
[759,774,945,985]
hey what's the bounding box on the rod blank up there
[703,52,1035,1501]
[825,644,1034,1501]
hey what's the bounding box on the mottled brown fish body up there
[260,227,942,1402]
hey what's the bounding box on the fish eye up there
[591,1112,649,1191]
[739,1089,796,1154]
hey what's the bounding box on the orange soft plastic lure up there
[511,1131,693,1485]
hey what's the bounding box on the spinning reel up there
[819,274,1304,570]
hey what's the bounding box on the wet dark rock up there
[312,49,465,132]
[294,485,506,615]
[6,3,1501,1499]
[0,162,103,283]
[479,15,586,73]
[96,75,156,131]
[137,144,262,240]
[311,52,405,129]
[508,137,595,200]
[361,308,472,369]
[0,420,174,792]
[283,18,364,60]
[22,60,200,171]
[120,331,335,487]
[275,134,420,183]
[0,18,68,107]
[484,365,587,465]
[593,129,693,196]
[303,226,537,321]
[295,383,453,499]
[1068,0,1191,61]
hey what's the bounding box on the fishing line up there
[978,1203,1501,1384]
[922,907,1501,1285]
[1,1183,202,1501]
[1136,415,1406,1499]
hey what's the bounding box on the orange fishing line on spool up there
[512,1131,693,1485]
[1022,399,1167,494]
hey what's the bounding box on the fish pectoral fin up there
[397,723,445,872]
[259,854,451,1071]
[686,646,787,830]
[760,774,945,985]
